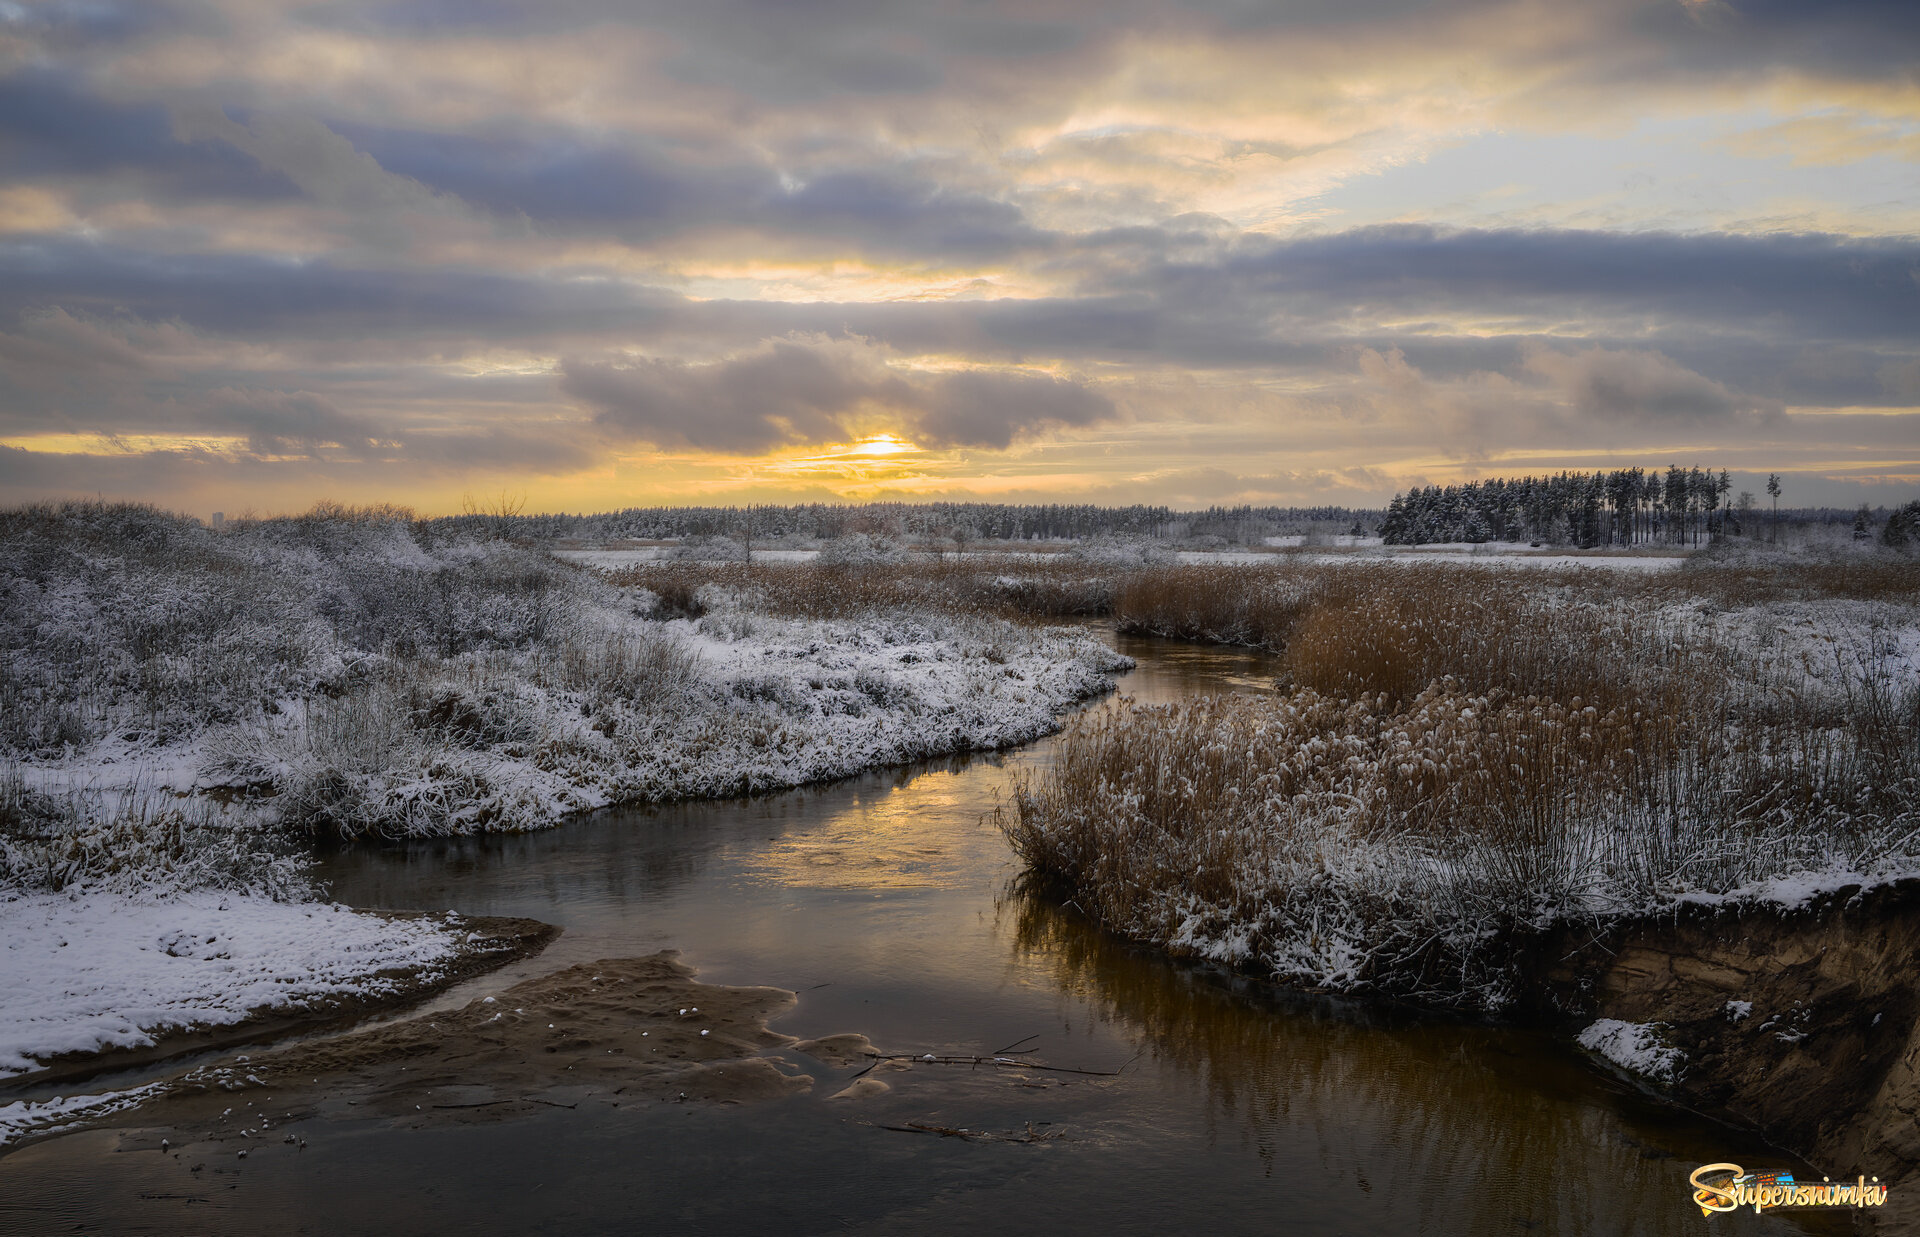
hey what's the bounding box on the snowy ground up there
[0,893,465,1083]
[1318,547,1684,570]
[556,543,1688,571]
[11,602,1129,836]
[1578,1019,1685,1083]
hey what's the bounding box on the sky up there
[0,0,1916,517]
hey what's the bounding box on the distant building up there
[211,512,225,528]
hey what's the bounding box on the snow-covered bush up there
[818,532,907,566]
[1068,536,1176,567]
[663,535,749,562]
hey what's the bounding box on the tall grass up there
[1005,568,1920,1009]
[0,773,312,900]
[615,555,1920,642]
[611,559,1115,622]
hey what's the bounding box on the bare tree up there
[464,490,527,540]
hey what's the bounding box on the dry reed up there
[1005,568,1920,1008]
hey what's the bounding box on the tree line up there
[1379,467,1757,547]
[430,501,1375,544]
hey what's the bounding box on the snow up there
[0,1081,169,1149]
[552,547,671,568]
[1577,1019,1685,1083]
[554,547,826,566]
[3,521,1132,841]
[1160,546,1683,569]
[1675,866,1900,912]
[556,543,1686,571]
[1262,535,1379,548]
[0,892,464,1079]
[1302,548,1684,571]
[175,602,1131,837]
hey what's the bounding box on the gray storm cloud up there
[562,342,1116,453]
[191,387,385,455]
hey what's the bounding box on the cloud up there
[562,339,1115,453]
[0,70,296,200]
[915,369,1113,448]
[319,122,1046,257]
[190,387,384,455]
[563,341,907,453]
[2,0,1918,512]
[1524,346,1774,424]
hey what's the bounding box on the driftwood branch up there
[876,1120,1063,1143]
[863,1053,1121,1077]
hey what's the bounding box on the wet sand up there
[88,953,889,1156]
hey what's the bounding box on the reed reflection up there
[1000,886,1840,1236]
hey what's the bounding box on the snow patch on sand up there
[1578,1019,1685,1083]
[0,1081,170,1149]
[0,892,464,1079]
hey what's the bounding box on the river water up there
[0,633,1838,1235]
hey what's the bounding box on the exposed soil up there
[85,953,887,1156]
[1528,880,1920,1233]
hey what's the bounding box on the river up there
[0,632,1837,1235]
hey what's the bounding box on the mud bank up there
[1530,880,1920,1231]
[0,913,557,1095]
[209,953,830,1118]
[2,954,885,1158]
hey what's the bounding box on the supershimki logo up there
[1689,1164,1889,1215]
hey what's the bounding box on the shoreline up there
[0,912,559,1101]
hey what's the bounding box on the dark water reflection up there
[0,632,1838,1236]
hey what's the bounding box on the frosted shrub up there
[664,535,749,562]
[1068,536,1176,567]
[818,533,906,566]
[542,625,700,710]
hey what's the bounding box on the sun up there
[847,434,915,457]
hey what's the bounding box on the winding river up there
[0,633,1839,1235]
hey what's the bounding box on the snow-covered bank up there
[195,600,1130,836]
[0,893,471,1081]
[1,506,1130,843]
[0,1081,169,1150]
[1008,568,1920,1011]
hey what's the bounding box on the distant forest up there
[411,483,1901,549]
[428,502,1374,544]
[1377,467,1887,547]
